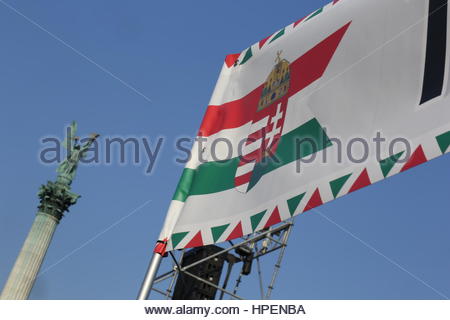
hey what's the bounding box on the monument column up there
[1,212,60,299]
[1,122,98,299]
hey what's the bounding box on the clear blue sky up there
[1,0,450,300]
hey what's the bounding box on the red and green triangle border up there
[168,127,450,250]
[225,0,344,68]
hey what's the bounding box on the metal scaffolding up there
[150,219,295,300]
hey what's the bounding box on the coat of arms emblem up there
[235,51,290,193]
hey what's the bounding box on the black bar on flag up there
[420,0,448,105]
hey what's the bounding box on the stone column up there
[1,180,79,300]
[1,212,59,299]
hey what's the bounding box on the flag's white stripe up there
[185,83,319,170]
[160,0,450,251]
[168,125,450,248]
[241,137,263,155]
[250,116,269,134]
[235,183,249,192]
[235,161,256,177]
[208,3,349,106]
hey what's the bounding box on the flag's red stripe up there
[304,188,323,211]
[225,53,240,68]
[198,22,351,137]
[287,22,351,98]
[184,231,203,249]
[198,86,262,137]
[264,207,282,228]
[226,222,244,240]
[401,145,427,172]
[246,125,271,144]
[293,16,306,28]
[242,147,263,160]
[349,168,371,193]
[259,34,272,49]
[234,171,253,186]
[240,142,268,163]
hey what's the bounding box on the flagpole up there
[138,238,169,300]
[137,252,163,300]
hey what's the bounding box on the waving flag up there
[156,0,450,252]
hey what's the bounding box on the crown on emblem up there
[258,50,291,111]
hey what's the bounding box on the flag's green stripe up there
[287,193,305,216]
[211,224,230,242]
[171,232,189,248]
[379,151,404,177]
[330,174,352,198]
[269,28,285,44]
[172,168,196,202]
[240,47,253,65]
[188,157,240,196]
[436,131,450,154]
[172,118,330,201]
[306,7,323,21]
[251,210,266,231]
[248,118,331,190]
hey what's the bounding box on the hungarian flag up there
[156,0,450,252]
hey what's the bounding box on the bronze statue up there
[57,121,99,184]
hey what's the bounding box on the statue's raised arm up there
[57,121,99,185]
